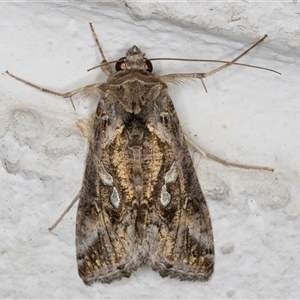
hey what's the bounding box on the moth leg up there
[6,71,85,98]
[185,134,274,172]
[160,35,268,86]
[89,22,113,76]
[5,71,103,110]
[48,190,81,232]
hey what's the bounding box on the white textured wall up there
[1,2,299,298]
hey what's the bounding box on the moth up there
[6,24,278,285]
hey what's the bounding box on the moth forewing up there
[6,23,277,285]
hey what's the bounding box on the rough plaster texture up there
[1,2,299,299]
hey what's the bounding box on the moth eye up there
[115,57,126,71]
[145,59,153,73]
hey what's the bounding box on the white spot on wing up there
[160,161,178,207]
[99,162,121,209]
[99,162,113,186]
[161,185,171,207]
[110,187,120,209]
[165,161,178,183]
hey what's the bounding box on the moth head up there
[115,45,153,73]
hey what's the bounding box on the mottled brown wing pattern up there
[76,123,142,285]
[76,80,146,285]
[145,93,214,281]
[76,45,214,285]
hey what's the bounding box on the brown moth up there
[6,24,278,285]
[76,45,214,284]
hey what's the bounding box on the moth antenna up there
[148,58,280,75]
[87,58,280,76]
[87,35,281,76]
